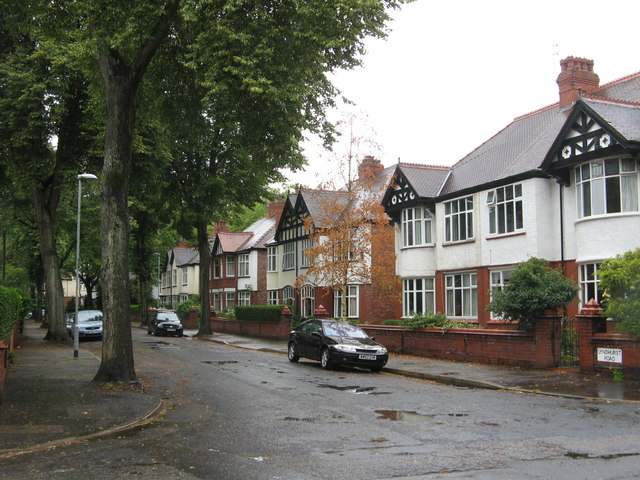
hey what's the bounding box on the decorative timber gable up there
[545,100,627,177]
[276,196,310,243]
[382,169,419,211]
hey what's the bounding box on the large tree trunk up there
[94,74,137,382]
[32,186,69,342]
[92,2,178,382]
[196,221,212,336]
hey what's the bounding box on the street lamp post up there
[74,173,98,358]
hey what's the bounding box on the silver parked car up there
[66,310,103,340]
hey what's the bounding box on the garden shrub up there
[235,305,283,323]
[598,248,640,337]
[0,286,22,342]
[382,319,403,326]
[488,257,577,331]
[176,295,200,319]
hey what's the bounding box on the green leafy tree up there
[598,249,640,337]
[12,0,405,381]
[488,257,577,331]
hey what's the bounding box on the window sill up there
[486,231,526,241]
[400,244,435,250]
[575,211,640,224]
[442,239,475,247]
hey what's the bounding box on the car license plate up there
[167,328,175,331]
[359,354,376,360]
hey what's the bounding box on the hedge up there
[0,286,21,342]
[235,305,284,323]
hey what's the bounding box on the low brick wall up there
[363,316,562,369]
[210,317,292,340]
[576,302,640,379]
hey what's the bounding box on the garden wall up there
[576,300,640,379]
[363,315,562,369]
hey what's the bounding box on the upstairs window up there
[576,158,638,218]
[444,196,474,243]
[301,238,313,267]
[238,253,250,277]
[267,246,277,272]
[402,207,433,247]
[182,268,188,285]
[213,257,221,279]
[226,256,236,277]
[282,243,295,270]
[488,184,523,235]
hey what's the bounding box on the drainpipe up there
[559,183,565,274]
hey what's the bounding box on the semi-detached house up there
[383,56,640,325]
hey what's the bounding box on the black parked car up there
[148,310,184,337]
[288,319,388,372]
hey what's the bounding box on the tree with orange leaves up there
[299,139,400,322]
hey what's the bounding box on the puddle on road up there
[375,410,469,422]
[201,360,238,365]
[317,384,391,395]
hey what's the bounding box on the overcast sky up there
[284,0,640,188]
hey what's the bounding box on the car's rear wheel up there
[288,342,300,362]
[320,348,333,370]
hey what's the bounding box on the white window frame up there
[489,269,514,319]
[402,207,433,247]
[444,196,474,243]
[237,290,250,306]
[445,272,477,318]
[488,184,523,235]
[301,238,313,267]
[282,243,295,270]
[172,269,177,287]
[402,277,435,317]
[182,268,188,285]
[334,285,359,319]
[267,246,277,272]
[226,256,236,277]
[238,253,250,277]
[268,290,279,305]
[213,257,221,279]
[579,262,603,308]
[575,157,638,218]
[225,292,235,309]
[283,286,295,306]
[213,292,221,311]
[301,284,315,317]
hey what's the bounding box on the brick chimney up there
[358,155,384,180]
[212,221,229,235]
[556,56,600,108]
[267,201,285,226]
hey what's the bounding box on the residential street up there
[2,328,639,479]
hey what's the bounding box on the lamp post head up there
[78,173,98,181]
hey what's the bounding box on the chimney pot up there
[557,56,599,108]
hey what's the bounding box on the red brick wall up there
[363,315,562,369]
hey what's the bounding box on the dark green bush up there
[402,312,448,329]
[0,286,22,342]
[176,295,200,319]
[382,319,403,326]
[235,305,284,323]
[488,257,577,331]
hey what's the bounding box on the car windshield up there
[77,311,103,323]
[323,322,367,338]
[158,312,179,322]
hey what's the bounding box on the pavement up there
[1,319,640,457]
